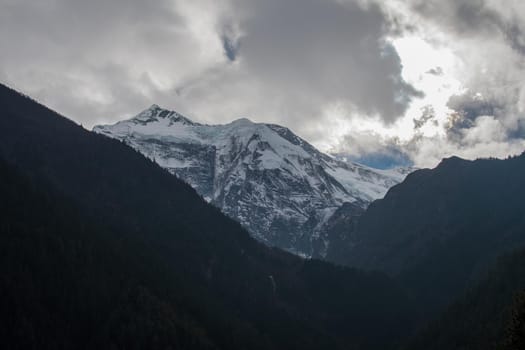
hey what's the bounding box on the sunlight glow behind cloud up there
[1,0,525,168]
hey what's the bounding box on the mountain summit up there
[0,82,416,350]
[94,105,409,256]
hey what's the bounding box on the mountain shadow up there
[327,153,525,316]
[406,247,525,350]
[0,83,416,350]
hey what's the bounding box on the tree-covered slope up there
[0,83,415,350]
[406,248,525,350]
[328,154,525,313]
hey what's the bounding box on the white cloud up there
[330,0,525,167]
[0,0,419,143]
[1,0,525,168]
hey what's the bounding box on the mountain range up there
[2,82,525,349]
[0,83,415,350]
[326,153,525,315]
[93,105,409,257]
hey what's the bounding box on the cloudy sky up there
[2,0,525,168]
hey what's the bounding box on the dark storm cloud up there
[426,67,443,76]
[413,105,436,130]
[457,88,524,144]
[442,76,525,147]
[315,0,525,167]
[233,0,422,123]
[2,0,183,51]
[0,0,421,136]
[447,93,502,123]
[504,22,525,55]
[12,0,525,167]
[446,92,525,141]
[411,0,525,47]
[0,0,216,126]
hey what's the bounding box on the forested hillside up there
[406,248,525,350]
[0,83,415,350]
[328,154,525,314]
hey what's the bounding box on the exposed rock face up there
[94,105,408,256]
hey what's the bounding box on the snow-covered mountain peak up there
[228,117,255,126]
[147,103,161,111]
[93,106,411,257]
[132,105,196,126]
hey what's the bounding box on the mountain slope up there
[0,83,416,349]
[93,105,408,256]
[0,154,218,350]
[327,154,525,313]
[406,247,525,350]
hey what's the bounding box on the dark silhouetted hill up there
[0,83,415,350]
[327,153,525,314]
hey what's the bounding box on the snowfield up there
[94,105,411,257]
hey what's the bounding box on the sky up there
[1,0,525,168]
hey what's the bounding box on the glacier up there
[94,105,411,257]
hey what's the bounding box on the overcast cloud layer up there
[387,0,525,166]
[1,0,525,167]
